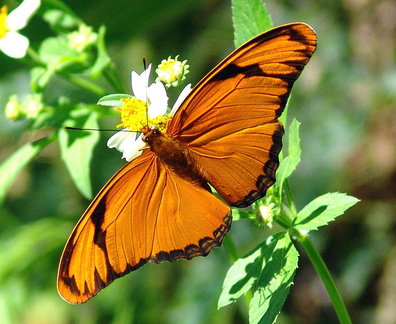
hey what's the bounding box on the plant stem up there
[291,229,352,324]
[58,73,107,96]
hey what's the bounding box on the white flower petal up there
[147,81,168,117]
[107,130,145,162]
[0,31,29,58]
[121,136,145,162]
[132,64,151,100]
[7,0,41,31]
[170,83,192,115]
[107,129,132,150]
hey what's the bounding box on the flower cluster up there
[156,55,189,88]
[67,24,98,52]
[5,93,44,120]
[100,57,191,162]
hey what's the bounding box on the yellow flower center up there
[0,6,8,39]
[157,59,184,84]
[116,97,171,132]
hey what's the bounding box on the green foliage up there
[232,0,273,47]
[0,0,366,323]
[219,232,298,324]
[58,109,100,199]
[273,119,301,203]
[294,192,359,231]
[0,136,56,205]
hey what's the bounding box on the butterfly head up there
[141,125,160,143]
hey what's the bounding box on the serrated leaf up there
[0,136,56,206]
[274,119,301,198]
[294,192,360,231]
[249,233,299,324]
[219,233,280,307]
[231,0,273,47]
[59,110,100,199]
[218,232,295,311]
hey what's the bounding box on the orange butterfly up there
[58,23,317,303]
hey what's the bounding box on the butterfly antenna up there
[143,58,149,127]
[65,126,132,133]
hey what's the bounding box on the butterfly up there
[58,23,317,303]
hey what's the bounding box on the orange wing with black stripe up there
[58,23,316,304]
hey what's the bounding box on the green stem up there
[276,179,297,229]
[25,47,45,66]
[25,47,107,96]
[291,229,352,324]
[58,72,106,96]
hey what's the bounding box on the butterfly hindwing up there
[57,151,231,303]
[167,23,317,206]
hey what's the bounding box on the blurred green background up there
[1,0,395,323]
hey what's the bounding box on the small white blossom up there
[156,56,189,88]
[68,25,98,52]
[106,63,191,162]
[0,0,41,59]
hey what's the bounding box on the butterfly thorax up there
[142,125,206,185]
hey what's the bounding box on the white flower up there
[0,0,41,59]
[107,64,192,162]
[156,55,190,88]
[68,24,98,52]
[170,83,191,115]
[107,130,145,162]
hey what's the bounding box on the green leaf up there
[42,9,81,32]
[39,36,78,64]
[231,0,273,47]
[38,36,91,74]
[230,206,256,221]
[58,110,100,199]
[218,231,298,317]
[98,94,132,107]
[249,233,299,324]
[274,119,301,198]
[0,136,56,206]
[294,192,360,231]
[219,234,277,308]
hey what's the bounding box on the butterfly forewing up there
[167,23,316,206]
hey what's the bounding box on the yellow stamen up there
[116,97,148,129]
[116,97,172,132]
[0,6,8,39]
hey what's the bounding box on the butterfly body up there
[58,23,317,304]
[142,125,205,185]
